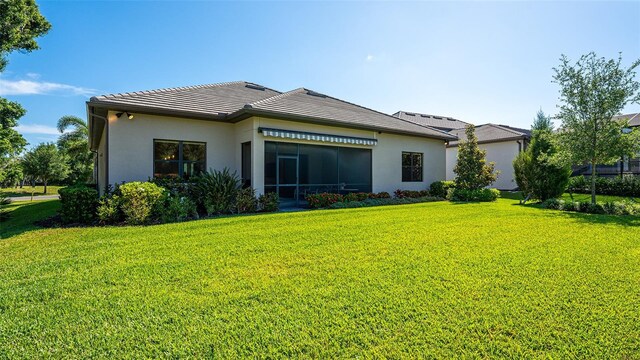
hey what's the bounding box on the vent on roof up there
[447,118,457,121]
[405,112,415,116]
[306,90,327,98]
[245,83,266,91]
[420,114,430,118]
[433,116,443,119]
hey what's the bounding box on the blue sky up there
[2,1,639,147]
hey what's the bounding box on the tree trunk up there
[43,180,47,195]
[591,160,597,205]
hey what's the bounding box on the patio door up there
[277,156,298,207]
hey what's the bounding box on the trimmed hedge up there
[447,188,500,202]
[58,185,99,224]
[568,176,640,198]
[306,192,394,209]
[393,189,430,199]
[328,196,443,209]
[541,198,640,216]
[429,181,455,198]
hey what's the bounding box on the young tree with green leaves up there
[22,143,69,194]
[57,115,93,184]
[453,124,498,190]
[513,110,571,201]
[553,52,640,204]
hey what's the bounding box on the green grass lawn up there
[0,199,639,357]
[1,185,64,197]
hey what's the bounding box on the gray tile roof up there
[614,113,640,127]
[88,82,456,140]
[392,110,470,131]
[89,81,281,118]
[447,124,530,146]
[245,88,456,140]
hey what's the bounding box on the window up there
[241,142,251,188]
[402,152,423,182]
[154,140,205,179]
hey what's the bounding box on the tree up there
[532,108,553,132]
[453,124,498,190]
[0,0,51,72]
[21,143,69,194]
[553,52,640,204]
[513,114,571,201]
[57,115,93,184]
[0,0,51,183]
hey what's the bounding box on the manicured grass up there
[1,185,64,197]
[500,191,637,203]
[0,199,60,239]
[0,199,639,357]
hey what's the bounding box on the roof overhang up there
[446,135,530,148]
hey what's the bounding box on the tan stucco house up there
[393,111,531,190]
[87,82,456,206]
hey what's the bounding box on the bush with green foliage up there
[194,168,241,215]
[328,196,444,209]
[58,185,98,224]
[453,125,498,191]
[0,193,11,222]
[235,187,258,214]
[513,127,571,201]
[162,194,198,223]
[541,198,639,216]
[258,192,279,212]
[429,181,455,198]
[118,182,166,225]
[447,188,500,202]
[306,193,344,208]
[97,194,122,225]
[393,189,430,199]
[568,175,640,198]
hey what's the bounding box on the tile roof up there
[447,124,530,146]
[88,82,456,140]
[245,88,456,140]
[89,81,281,118]
[613,113,640,127]
[392,110,470,131]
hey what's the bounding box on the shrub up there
[429,181,455,198]
[602,201,640,216]
[162,194,198,223]
[235,187,258,214]
[370,192,391,199]
[150,176,195,198]
[96,194,122,224]
[454,124,498,190]
[328,196,443,209]
[0,193,11,222]
[306,193,344,208]
[58,185,99,224]
[541,198,564,210]
[118,182,166,225]
[394,189,430,199]
[447,188,500,202]
[568,176,640,198]
[258,192,279,212]
[194,168,241,215]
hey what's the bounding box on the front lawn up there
[0,199,638,357]
[1,185,64,197]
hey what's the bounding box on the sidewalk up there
[8,195,59,202]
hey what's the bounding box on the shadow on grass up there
[515,201,640,227]
[0,200,60,239]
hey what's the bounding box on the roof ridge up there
[245,88,305,108]
[293,89,455,137]
[486,123,528,136]
[93,81,279,100]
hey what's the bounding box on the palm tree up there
[57,115,93,184]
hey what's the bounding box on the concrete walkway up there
[8,195,59,202]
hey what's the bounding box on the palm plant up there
[57,115,93,184]
[0,192,11,222]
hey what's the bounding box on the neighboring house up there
[394,111,531,190]
[87,81,456,206]
[572,113,640,177]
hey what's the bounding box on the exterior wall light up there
[116,112,134,120]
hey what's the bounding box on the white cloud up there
[0,78,96,96]
[26,72,40,79]
[16,124,68,135]
[366,54,374,62]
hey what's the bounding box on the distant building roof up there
[614,113,640,127]
[88,81,456,140]
[447,124,530,147]
[392,111,470,131]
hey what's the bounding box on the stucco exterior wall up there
[446,140,522,190]
[97,126,107,192]
[106,111,236,185]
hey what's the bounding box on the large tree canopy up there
[0,0,51,71]
[553,52,640,204]
[57,115,93,184]
[453,125,498,191]
[22,143,68,193]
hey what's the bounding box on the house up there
[572,113,640,177]
[393,111,531,190]
[87,82,456,206]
